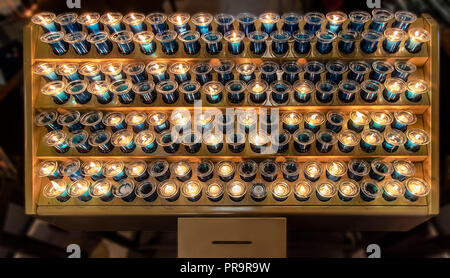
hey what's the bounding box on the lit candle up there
[226,131,246,153]
[148,111,169,133]
[404,178,430,202]
[325,111,345,133]
[158,180,180,202]
[369,111,393,132]
[326,160,347,182]
[43,180,70,202]
[182,131,202,153]
[271,181,291,202]
[213,60,235,84]
[282,61,302,84]
[179,30,201,55]
[68,179,91,202]
[281,12,301,34]
[170,109,191,133]
[304,12,325,34]
[406,79,429,102]
[395,61,418,82]
[316,182,337,202]
[293,80,315,103]
[214,13,235,35]
[226,180,247,202]
[89,130,114,153]
[68,130,92,153]
[360,179,381,202]
[40,80,69,105]
[369,8,393,32]
[126,160,149,182]
[81,160,105,181]
[383,28,406,53]
[110,30,135,55]
[133,31,156,55]
[100,12,124,33]
[237,109,257,134]
[348,110,370,133]
[238,160,257,182]
[316,80,337,103]
[103,161,127,181]
[203,81,224,104]
[197,160,214,182]
[125,111,148,133]
[304,111,325,133]
[133,80,157,104]
[391,160,415,181]
[179,80,201,104]
[382,179,405,201]
[405,27,431,53]
[194,110,214,134]
[103,112,127,132]
[135,130,158,153]
[282,160,300,182]
[348,61,370,83]
[149,160,170,182]
[337,180,359,202]
[169,62,190,84]
[35,111,62,132]
[43,130,70,153]
[124,62,148,84]
[303,161,322,182]
[315,30,337,55]
[135,181,158,202]
[337,30,359,54]
[79,62,104,81]
[348,10,371,33]
[78,12,103,34]
[181,181,203,202]
[360,80,382,103]
[217,161,235,182]
[101,62,124,81]
[123,12,146,34]
[32,12,59,33]
[326,11,347,33]
[248,31,268,55]
[157,130,180,153]
[63,31,91,55]
[236,63,256,83]
[347,159,370,181]
[249,131,270,154]
[66,79,92,104]
[294,180,313,202]
[168,13,190,34]
[90,180,114,202]
[206,180,224,202]
[57,111,83,133]
[369,61,394,83]
[404,128,430,153]
[55,13,81,33]
[110,79,135,104]
[383,78,407,103]
[316,130,337,153]
[250,183,267,202]
[191,12,213,35]
[383,129,406,153]
[304,61,325,84]
[392,11,417,31]
[270,80,291,104]
[337,129,360,153]
[112,179,136,202]
[237,12,256,35]
[40,31,68,55]
[360,129,383,153]
[171,161,192,182]
[146,13,168,34]
[360,30,383,54]
[271,30,290,55]
[33,62,60,82]
[56,63,80,81]
[192,62,212,85]
[203,133,224,153]
[146,62,169,83]
[111,129,135,153]
[37,160,62,180]
[226,80,247,104]
[282,112,302,134]
[224,30,245,55]
[259,12,280,34]
[248,80,268,104]
[369,159,393,182]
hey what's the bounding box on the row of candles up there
[39,159,429,203]
[36,60,428,106]
[33,11,429,56]
[37,109,429,154]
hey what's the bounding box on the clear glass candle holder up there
[111,129,136,153]
[43,130,69,153]
[157,180,180,202]
[405,28,431,54]
[383,129,406,153]
[383,28,406,53]
[392,160,415,181]
[347,159,369,182]
[124,62,148,84]
[238,160,257,182]
[259,12,280,34]
[259,61,279,84]
[100,12,124,33]
[110,79,135,104]
[123,12,147,34]
[68,130,92,153]
[133,31,156,55]
[272,131,290,153]
[392,111,417,132]
[294,180,313,202]
[369,160,394,182]
[382,180,405,202]
[316,130,337,153]
[315,80,337,103]
[338,79,359,103]
[203,133,224,153]
[206,180,224,202]
[250,183,267,202]
[348,61,370,83]
[369,61,394,83]
[191,12,213,35]
[133,80,157,104]
[197,160,215,182]
[281,160,301,182]
[237,12,256,36]
[32,12,59,33]
[337,30,359,54]
[86,31,112,55]
[148,111,170,133]
[89,130,114,153]
[227,181,247,202]
[282,61,302,84]
[237,109,257,134]
[360,129,383,153]
[348,11,371,33]
[236,63,256,83]
[213,60,235,85]
[293,129,315,153]
[325,111,345,133]
[293,79,314,103]
[406,79,429,102]
[304,61,325,84]
[360,30,383,54]
[216,161,236,182]
[81,160,104,181]
[135,130,158,153]
[33,62,60,82]
[40,31,69,55]
[304,12,325,34]
[292,31,313,54]
[201,32,223,55]
[170,109,191,133]
[216,113,234,134]
[326,160,347,182]
[270,80,291,105]
[66,79,92,104]
[360,179,381,202]
[156,30,179,55]
[79,62,104,82]
[55,109,82,133]
[316,182,337,202]
[135,181,158,202]
[181,131,201,153]
[226,132,246,153]
[126,160,149,182]
[156,80,179,104]
[111,30,135,55]
[61,159,84,181]
[35,111,62,131]
[369,9,393,32]
[248,80,268,104]
[78,12,103,34]
[249,131,270,154]
[226,80,246,104]
[326,61,347,84]
[259,112,279,134]
[270,30,290,55]
[383,78,407,103]
[315,30,337,55]
[304,111,325,133]
[171,161,192,182]
[101,62,123,81]
[392,61,417,81]
[392,11,417,31]
[360,80,382,103]
[338,130,360,153]
[224,30,245,55]
[157,130,180,153]
[179,80,201,104]
[146,62,169,83]
[326,11,347,33]
[337,180,360,202]
[404,128,430,153]
[181,181,203,202]
[90,180,114,202]
[214,13,235,35]
[37,160,62,180]
[194,110,215,134]
[56,63,80,82]
[303,161,322,182]
[192,62,213,85]
[68,179,92,202]
[125,111,148,133]
[280,112,301,135]
[41,80,69,104]
[369,111,393,132]
[112,179,137,202]
[150,160,171,182]
[169,62,191,84]
[146,13,168,34]
[168,13,191,34]
[103,111,127,132]
[55,12,81,33]
[271,181,291,202]
[179,30,201,55]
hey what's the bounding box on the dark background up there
[0,0,449,258]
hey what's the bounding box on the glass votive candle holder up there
[123,12,146,33]
[294,180,313,202]
[77,12,103,34]
[33,62,60,82]
[278,13,300,34]
[112,179,137,202]
[227,181,247,202]
[57,111,83,133]
[196,160,214,182]
[156,80,179,104]
[249,182,266,202]
[238,160,257,182]
[326,11,347,33]
[125,111,148,133]
[156,30,179,55]
[133,80,156,104]
[293,80,314,103]
[103,112,127,132]
[383,28,406,53]
[150,160,171,182]
[338,130,360,153]
[326,61,347,84]
[282,160,300,182]
[237,109,257,134]
[181,181,203,202]
[32,12,59,33]
[392,160,415,181]
[195,110,215,134]
[281,61,302,84]
[224,30,245,55]
[214,13,234,35]
[338,79,359,103]
[158,180,180,202]
[315,80,337,103]
[348,61,370,83]
[135,181,158,202]
[133,31,156,55]
[304,61,325,84]
[79,62,104,81]
[392,11,417,31]
[169,62,191,84]
[111,129,135,153]
[337,180,360,202]
[259,12,279,34]
[316,130,337,153]
[201,32,223,55]
[61,159,84,181]
[326,160,347,182]
[235,12,256,35]
[236,63,256,83]
[146,62,169,83]
[226,80,246,104]
[337,30,359,55]
[111,31,135,55]
[227,132,246,153]
[369,8,393,32]
[100,12,124,33]
[81,160,104,181]
[316,182,337,202]
[404,128,430,153]
[249,131,270,154]
[406,27,431,53]
[304,12,325,34]
[135,130,158,153]
[325,111,345,133]
[360,129,383,153]
[171,161,192,182]
[35,111,61,132]
[170,109,191,133]
[383,78,406,103]
[217,161,236,182]
[126,160,149,182]
[168,13,191,34]
[303,161,322,182]
[260,112,279,134]
[100,62,123,81]
[146,13,168,34]
[270,80,291,105]
[383,130,407,153]
[392,111,417,132]
[369,160,393,182]
[369,111,393,132]
[406,79,429,102]
[179,30,201,55]
[360,30,383,54]
[56,64,80,82]
[259,61,279,84]
[103,161,127,181]
[213,60,234,85]
[271,181,291,202]
[40,31,69,55]
[89,130,114,153]
[293,129,315,153]
[290,30,313,57]
[347,159,370,182]
[148,111,170,133]
[191,12,213,35]
[192,62,213,85]
[203,133,224,153]
[304,112,325,133]
[282,112,302,134]
[246,31,267,56]
[248,80,268,104]
[55,12,81,33]
[348,11,371,33]
[110,79,135,104]
[360,80,382,103]
[271,30,291,57]
[68,179,92,202]
[43,180,70,202]
[381,179,405,202]
[216,113,234,134]
[157,130,180,153]
[179,80,201,104]
[359,179,381,202]
[68,130,92,153]
[37,160,62,180]
[87,31,112,55]
[206,180,224,202]
[369,61,394,83]
[315,30,337,55]
[66,79,92,104]
[90,180,114,202]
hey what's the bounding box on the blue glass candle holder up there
[169,108,191,134]
[338,30,359,54]
[360,80,382,103]
[404,128,430,153]
[125,111,148,133]
[404,178,430,202]
[180,80,201,104]
[348,110,370,133]
[237,13,256,36]
[195,111,215,134]
[126,161,149,182]
[259,61,279,84]
[110,79,135,104]
[61,160,84,181]
[326,61,347,84]
[146,62,169,84]
[112,179,137,202]
[227,132,246,153]
[282,160,300,182]
[180,180,202,201]
[348,11,371,33]
[90,180,114,202]
[191,12,213,35]
[369,111,393,132]
[259,112,279,134]
[405,27,431,54]
[392,111,417,132]
[80,62,104,81]
[201,32,223,55]
[214,113,232,134]
[123,13,147,34]
[248,80,268,104]
[360,129,383,153]
[100,13,124,33]
[237,110,257,134]
[32,12,59,33]
[169,62,191,84]
[291,31,313,54]
[383,28,406,53]
[282,61,302,84]
[360,180,381,202]
[282,112,301,133]
[168,13,191,34]
[347,159,369,182]
[360,30,383,54]
[64,31,90,55]
[66,80,92,104]
[337,180,360,202]
[111,129,136,153]
[369,9,393,32]
[33,62,60,82]
[315,81,337,103]
[216,161,235,183]
[133,80,156,104]
[316,182,337,202]
[224,30,245,55]
[214,13,235,35]
[294,181,314,202]
[270,80,291,104]
[69,130,92,153]
[146,13,169,34]
[237,160,257,182]
[348,61,370,83]
[89,130,114,153]
[271,31,290,55]
[40,81,69,104]
[383,129,406,153]
[43,130,70,153]
[271,181,291,202]
[325,11,347,33]
[325,161,347,182]
[392,160,415,181]
[80,111,105,132]
[392,11,417,31]
[111,31,135,55]
[214,60,235,85]
[179,30,201,55]
[304,61,325,84]
[338,130,360,153]
[77,12,103,34]
[281,12,301,34]
[124,62,148,84]
[369,61,394,83]
[156,80,179,104]
[338,79,360,103]
[37,160,62,180]
[148,112,170,133]
[88,80,113,104]
[272,131,290,153]
[133,31,156,55]
[157,180,180,202]
[259,12,280,34]
[192,63,212,85]
[304,12,325,34]
[56,64,80,82]
[303,161,322,182]
[181,131,201,153]
[135,130,158,153]
[68,180,92,202]
[293,129,315,153]
[204,133,224,153]
[236,63,256,83]
[99,62,122,82]
[103,112,127,132]
[383,78,406,103]
[392,61,417,81]
[150,160,171,182]
[316,130,337,153]
[326,111,345,133]
[35,111,62,131]
[55,13,81,33]
[81,160,105,182]
[40,31,69,55]
[158,130,180,153]
[203,81,224,104]
[293,80,314,103]
[369,160,393,182]
[382,180,406,201]
[304,112,325,133]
